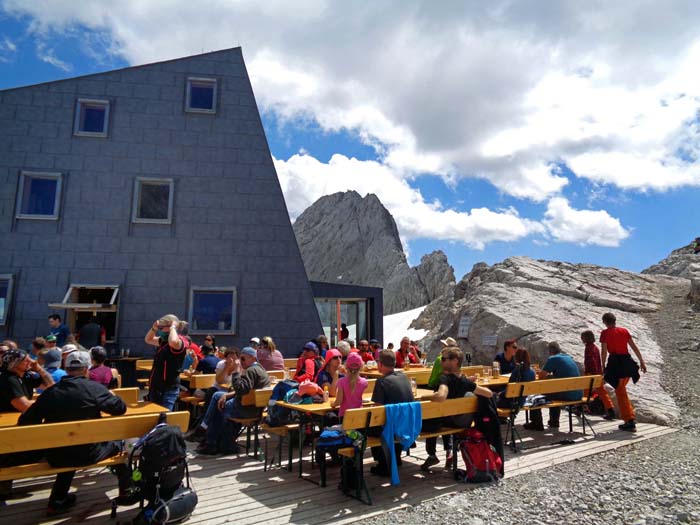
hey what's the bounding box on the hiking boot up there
[420,455,440,472]
[184,427,206,443]
[444,450,454,469]
[523,422,544,431]
[46,493,76,516]
[619,420,637,432]
[195,444,221,455]
[603,409,616,421]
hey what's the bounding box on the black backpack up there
[112,417,197,523]
[264,380,300,427]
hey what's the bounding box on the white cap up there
[249,337,260,344]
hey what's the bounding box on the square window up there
[189,287,237,334]
[74,98,110,136]
[0,275,14,326]
[16,171,62,220]
[186,77,217,113]
[132,178,174,223]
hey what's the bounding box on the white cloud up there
[0,36,17,62]
[275,153,544,250]
[5,1,700,201]
[543,197,630,247]
[35,41,72,71]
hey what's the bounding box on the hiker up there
[420,346,494,471]
[395,337,419,368]
[331,352,368,417]
[600,312,647,432]
[144,315,188,410]
[315,348,343,396]
[581,330,615,420]
[527,342,582,431]
[494,340,518,374]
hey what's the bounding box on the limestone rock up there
[643,241,700,280]
[293,191,455,313]
[412,256,682,425]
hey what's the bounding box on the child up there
[331,352,368,417]
[581,330,615,420]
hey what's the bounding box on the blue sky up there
[2,3,700,280]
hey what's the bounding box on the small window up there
[48,284,120,343]
[189,287,237,334]
[132,178,174,224]
[16,171,62,220]
[186,77,217,113]
[74,98,110,137]
[0,274,14,326]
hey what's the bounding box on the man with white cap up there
[249,337,260,349]
[10,351,131,515]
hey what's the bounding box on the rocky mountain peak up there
[293,191,455,314]
[642,240,700,280]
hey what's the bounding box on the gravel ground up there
[366,280,700,525]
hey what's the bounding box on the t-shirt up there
[214,359,232,390]
[50,323,71,347]
[394,350,417,369]
[89,364,113,387]
[38,366,68,393]
[337,375,368,416]
[257,348,285,371]
[584,343,604,375]
[149,335,188,391]
[371,371,414,405]
[436,373,477,398]
[316,370,344,388]
[196,355,221,374]
[494,352,516,374]
[600,327,631,355]
[542,353,582,401]
[0,372,42,412]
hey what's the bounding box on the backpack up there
[456,428,503,483]
[263,380,300,427]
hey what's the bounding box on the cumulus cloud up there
[275,153,544,250]
[4,1,700,200]
[543,197,630,247]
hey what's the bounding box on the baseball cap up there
[241,347,257,358]
[249,337,260,345]
[43,349,62,368]
[45,334,57,343]
[303,341,318,353]
[369,339,380,346]
[65,351,91,369]
[345,352,364,370]
[440,337,457,347]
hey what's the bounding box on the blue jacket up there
[382,402,422,485]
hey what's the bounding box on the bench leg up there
[253,425,260,460]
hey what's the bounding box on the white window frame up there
[185,77,217,114]
[131,177,174,224]
[48,283,120,312]
[188,286,237,335]
[15,171,63,220]
[0,274,14,326]
[73,98,110,137]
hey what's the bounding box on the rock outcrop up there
[412,256,682,425]
[643,241,700,280]
[293,191,455,313]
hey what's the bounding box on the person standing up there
[48,314,70,347]
[581,330,615,420]
[144,315,188,410]
[77,316,106,350]
[600,312,647,432]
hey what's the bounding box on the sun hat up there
[440,337,457,347]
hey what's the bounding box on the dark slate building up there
[0,47,324,356]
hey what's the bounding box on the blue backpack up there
[264,380,299,427]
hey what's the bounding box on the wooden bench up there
[0,411,190,482]
[135,359,153,372]
[332,397,479,503]
[498,375,603,452]
[283,358,297,370]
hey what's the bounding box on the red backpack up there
[457,428,503,483]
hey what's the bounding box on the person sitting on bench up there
[9,351,132,516]
[420,346,493,471]
[527,342,582,431]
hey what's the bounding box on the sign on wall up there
[481,334,498,346]
[457,315,471,338]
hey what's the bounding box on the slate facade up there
[0,47,322,356]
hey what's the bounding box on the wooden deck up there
[2,414,677,524]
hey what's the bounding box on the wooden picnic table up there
[360,366,433,385]
[0,401,167,428]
